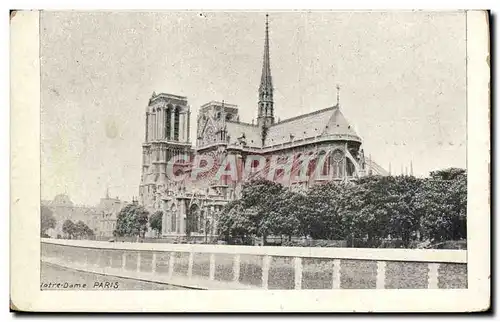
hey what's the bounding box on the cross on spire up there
[336,84,340,106]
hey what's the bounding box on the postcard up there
[10,10,490,312]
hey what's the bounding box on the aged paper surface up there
[10,10,490,312]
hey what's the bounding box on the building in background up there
[42,194,98,238]
[42,189,129,239]
[138,15,388,242]
[96,189,126,238]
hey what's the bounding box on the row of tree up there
[40,206,96,239]
[112,204,163,238]
[218,168,467,248]
[62,219,95,239]
[41,167,467,247]
[40,203,163,240]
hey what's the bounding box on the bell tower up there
[139,92,192,211]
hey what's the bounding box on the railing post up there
[187,252,194,278]
[151,253,157,274]
[122,252,126,270]
[294,257,302,290]
[96,251,101,267]
[209,254,216,281]
[136,252,141,273]
[233,254,240,282]
[168,252,175,279]
[84,252,90,269]
[428,263,440,289]
[262,255,271,289]
[376,261,386,289]
[332,259,341,289]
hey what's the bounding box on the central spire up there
[260,14,272,90]
[257,13,274,128]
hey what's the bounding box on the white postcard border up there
[9,10,490,312]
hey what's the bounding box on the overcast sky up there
[40,11,466,206]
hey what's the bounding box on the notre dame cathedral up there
[138,15,387,241]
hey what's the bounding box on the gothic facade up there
[138,15,386,241]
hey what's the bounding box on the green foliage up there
[416,169,467,242]
[149,211,163,237]
[114,203,150,238]
[430,168,466,181]
[267,190,303,239]
[41,205,56,236]
[62,219,76,239]
[217,168,467,248]
[341,176,423,246]
[218,200,256,243]
[385,176,423,247]
[74,220,95,239]
[241,178,286,239]
[303,182,348,240]
[62,219,94,239]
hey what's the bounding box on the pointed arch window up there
[145,113,149,142]
[165,106,172,140]
[156,108,161,140]
[346,158,355,177]
[200,210,206,234]
[317,150,330,177]
[151,112,156,140]
[170,205,177,233]
[174,107,180,141]
[332,150,344,178]
[188,204,200,234]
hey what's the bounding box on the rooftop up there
[200,101,239,110]
[264,105,360,146]
[151,92,188,101]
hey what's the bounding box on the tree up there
[62,219,76,239]
[216,167,466,249]
[41,205,56,237]
[114,203,150,238]
[384,176,423,247]
[302,182,348,240]
[149,211,163,237]
[350,176,394,243]
[73,220,94,239]
[416,168,467,243]
[430,168,466,181]
[217,200,236,241]
[217,200,256,244]
[238,179,288,244]
[267,190,303,241]
[84,224,95,238]
[339,175,423,247]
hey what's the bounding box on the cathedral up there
[138,15,387,241]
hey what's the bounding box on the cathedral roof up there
[263,106,360,147]
[321,106,359,137]
[226,121,262,148]
[221,105,361,149]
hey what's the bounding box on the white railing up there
[41,238,467,290]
